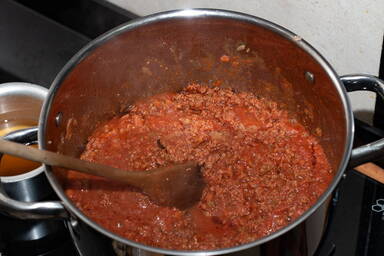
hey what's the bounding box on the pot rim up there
[39,8,354,255]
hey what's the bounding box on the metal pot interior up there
[40,9,351,254]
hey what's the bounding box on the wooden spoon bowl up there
[0,130,205,210]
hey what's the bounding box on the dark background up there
[0,0,137,87]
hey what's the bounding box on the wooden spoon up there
[355,162,384,184]
[0,138,205,210]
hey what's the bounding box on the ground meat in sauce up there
[65,84,333,250]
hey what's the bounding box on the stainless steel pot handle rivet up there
[70,216,79,227]
[341,74,384,168]
[305,71,315,84]
[55,112,63,127]
[0,127,68,220]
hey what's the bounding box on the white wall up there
[108,0,384,123]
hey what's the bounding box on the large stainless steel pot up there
[1,9,384,256]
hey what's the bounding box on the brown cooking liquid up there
[0,122,41,176]
[65,84,333,250]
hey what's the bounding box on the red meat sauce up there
[65,84,333,250]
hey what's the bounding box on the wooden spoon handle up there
[355,162,384,184]
[0,138,147,186]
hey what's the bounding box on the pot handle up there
[0,127,68,219]
[0,183,67,219]
[341,74,384,168]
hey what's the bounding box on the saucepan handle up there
[0,127,68,219]
[0,184,67,219]
[341,74,384,168]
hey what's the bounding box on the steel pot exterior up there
[38,9,353,255]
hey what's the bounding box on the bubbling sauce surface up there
[65,84,333,250]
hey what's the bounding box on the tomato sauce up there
[65,84,333,250]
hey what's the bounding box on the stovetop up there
[1,1,384,255]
